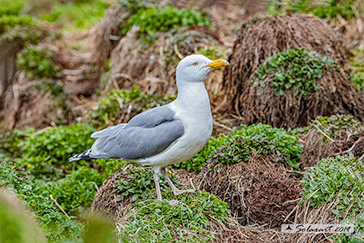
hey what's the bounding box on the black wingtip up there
[69,149,93,162]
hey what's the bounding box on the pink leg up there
[153,172,162,201]
[160,167,195,196]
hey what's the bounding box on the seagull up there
[69,54,229,201]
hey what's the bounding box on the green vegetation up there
[0,188,47,243]
[301,155,364,242]
[350,48,364,93]
[254,48,335,97]
[119,191,229,242]
[16,124,95,178]
[0,15,35,33]
[42,0,111,29]
[16,45,61,79]
[267,0,363,19]
[89,85,174,129]
[311,114,363,139]
[286,0,362,19]
[113,166,175,203]
[122,6,210,44]
[301,155,363,216]
[0,162,83,242]
[0,0,26,16]
[174,123,302,172]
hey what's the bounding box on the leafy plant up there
[122,6,210,44]
[41,0,110,29]
[16,45,61,79]
[254,48,335,97]
[118,191,229,242]
[212,124,302,169]
[174,123,302,172]
[301,155,364,218]
[16,124,95,178]
[113,166,175,203]
[0,162,83,242]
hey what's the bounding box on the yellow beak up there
[206,59,229,68]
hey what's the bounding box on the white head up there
[176,54,229,84]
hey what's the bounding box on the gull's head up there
[176,54,229,83]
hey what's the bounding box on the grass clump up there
[90,85,174,129]
[119,191,229,242]
[122,6,210,44]
[174,123,302,172]
[41,0,110,29]
[254,48,335,97]
[16,45,61,79]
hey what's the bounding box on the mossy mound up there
[301,114,364,168]
[222,14,364,128]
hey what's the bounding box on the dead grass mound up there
[301,115,364,168]
[107,28,223,96]
[222,14,364,127]
[91,172,130,222]
[193,154,302,228]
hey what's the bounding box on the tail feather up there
[69,149,93,162]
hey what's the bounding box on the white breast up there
[138,82,213,168]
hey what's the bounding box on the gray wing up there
[91,123,126,138]
[90,106,185,160]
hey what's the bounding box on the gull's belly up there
[138,122,212,167]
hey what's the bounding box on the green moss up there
[41,1,110,29]
[89,85,175,129]
[118,191,229,242]
[301,155,364,217]
[16,45,61,79]
[122,6,210,44]
[254,48,335,97]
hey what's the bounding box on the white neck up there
[173,81,211,112]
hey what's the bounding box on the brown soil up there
[193,154,302,228]
[221,14,364,128]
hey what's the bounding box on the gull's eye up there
[192,62,198,66]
